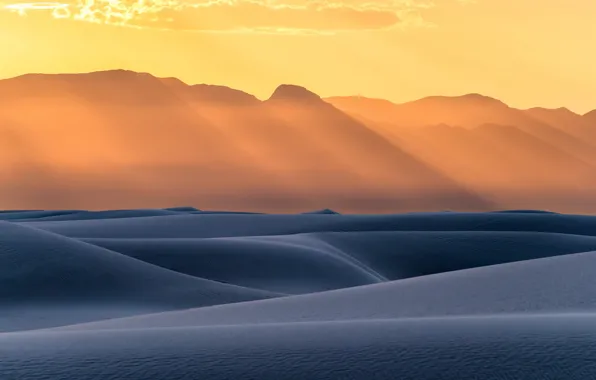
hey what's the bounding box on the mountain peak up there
[268,84,322,103]
[461,93,494,99]
[408,93,508,109]
[10,69,158,85]
[85,69,149,77]
[159,76,188,87]
[527,106,578,116]
[444,93,505,104]
[325,95,396,106]
[584,109,596,121]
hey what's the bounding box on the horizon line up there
[1,68,593,115]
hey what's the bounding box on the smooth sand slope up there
[4,316,596,379]
[0,220,278,331]
[2,209,596,379]
[21,210,596,238]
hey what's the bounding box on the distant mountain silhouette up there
[327,94,596,188]
[159,76,259,105]
[0,70,259,106]
[524,107,593,132]
[584,109,596,124]
[327,93,541,130]
[1,70,596,212]
[267,84,322,103]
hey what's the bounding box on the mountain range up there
[1,69,595,213]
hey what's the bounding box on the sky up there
[0,0,594,113]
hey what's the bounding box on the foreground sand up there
[2,208,596,379]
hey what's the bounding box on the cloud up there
[133,2,400,32]
[0,0,468,33]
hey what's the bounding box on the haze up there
[0,0,595,213]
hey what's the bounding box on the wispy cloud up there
[0,0,471,34]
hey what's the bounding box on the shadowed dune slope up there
[21,211,596,239]
[9,209,185,222]
[81,235,386,294]
[81,231,596,291]
[0,221,278,331]
[54,249,596,331]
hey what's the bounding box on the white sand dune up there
[4,316,596,379]
[79,231,596,291]
[20,211,596,239]
[0,221,278,332]
[2,209,596,378]
[52,248,596,331]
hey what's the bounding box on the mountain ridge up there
[1,69,593,115]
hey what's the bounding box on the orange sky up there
[0,0,594,113]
